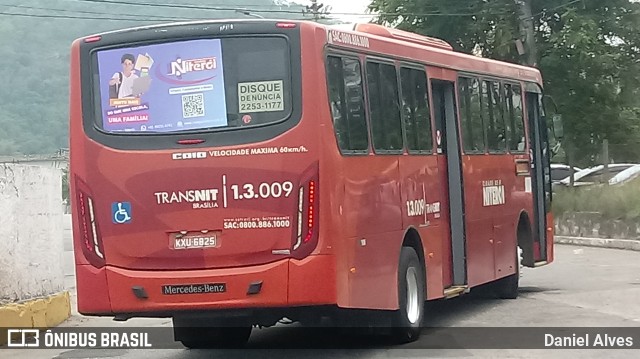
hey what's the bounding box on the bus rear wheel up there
[173,319,252,349]
[391,247,425,343]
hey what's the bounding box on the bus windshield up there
[92,36,292,134]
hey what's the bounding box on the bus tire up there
[391,247,425,343]
[494,246,521,299]
[174,325,252,349]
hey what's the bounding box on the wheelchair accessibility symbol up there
[112,202,132,224]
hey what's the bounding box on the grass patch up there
[552,177,640,220]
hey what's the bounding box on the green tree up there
[369,0,640,166]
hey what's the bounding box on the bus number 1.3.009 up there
[406,199,426,217]
[230,181,294,200]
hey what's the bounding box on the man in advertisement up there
[109,54,138,99]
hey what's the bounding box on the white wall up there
[63,214,75,290]
[0,164,64,302]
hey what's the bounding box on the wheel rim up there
[405,267,420,324]
[517,246,523,277]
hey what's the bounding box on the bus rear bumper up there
[106,259,289,313]
[76,255,335,316]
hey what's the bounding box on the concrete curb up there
[0,291,71,346]
[555,236,640,252]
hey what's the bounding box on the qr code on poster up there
[182,93,205,118]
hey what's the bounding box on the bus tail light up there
[276,22,297,29]
[83,35,102,43]
[75,182,105,268]
[177,139,206,145]
[292,164,319,260]
[304,181,316,243]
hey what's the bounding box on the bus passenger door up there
[525,89,551,265]
[431,79,467,290]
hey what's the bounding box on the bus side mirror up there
[552,114,564,139]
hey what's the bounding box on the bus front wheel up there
[391,247,425,343]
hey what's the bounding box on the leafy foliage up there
[553,178,640,220]
[370,0,640,167]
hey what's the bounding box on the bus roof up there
[323,22,542,84]
[76,19,542,85]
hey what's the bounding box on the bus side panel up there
[75,265,112,315]
[490,154,521,279]
[324,158,350,308]
[70,40,106,310]
[340,157,403,310]
[346,232,403,310]
[279,25,338,307]
[289,27,340,305]
[465,153,533,284]
[461,156,496,287]
[288,255,336,306]
[312,24,350,309]
[398,156,445,300]
[509,164,536,267]
[546,212,555,264]
[421,226,445,300]
[69,40,87,270]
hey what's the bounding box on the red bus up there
[69,20,555,347]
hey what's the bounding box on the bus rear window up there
[93,37,291,134]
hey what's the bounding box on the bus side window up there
[505,83,526,152]
[482,80,507,153]
[366,61,403,153]
[400,67,432,153]
[459,77,485,153]
[326,56,368,153]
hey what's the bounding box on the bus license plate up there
[170,232,218,250]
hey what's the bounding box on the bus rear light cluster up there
[294,187,305,251]
[86,196,103,258]
[77,190,105,268]
[292,179,319,259]
[304,181,316,243]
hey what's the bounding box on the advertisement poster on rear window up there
[96,39,228,133]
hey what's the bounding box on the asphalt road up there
[5,244,640,358]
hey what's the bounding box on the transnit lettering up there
[154,189,219,204]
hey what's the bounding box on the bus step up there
[443,286,468,299]
[534,261,549,267]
